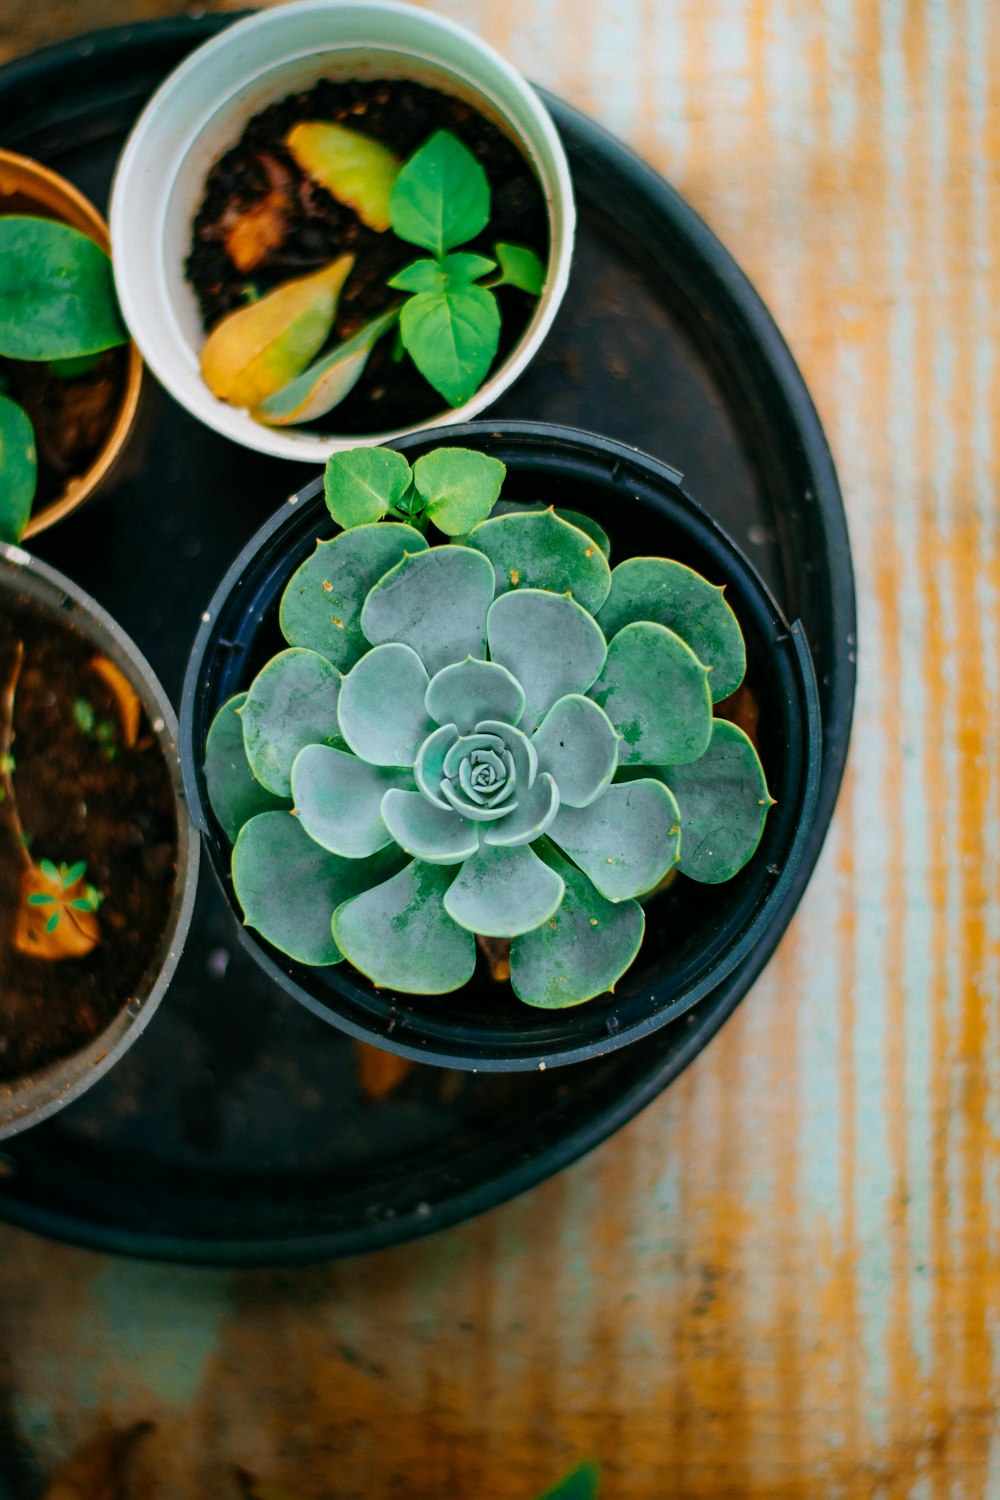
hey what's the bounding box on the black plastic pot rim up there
[181,420,823,1074]
[0,543,201,1140]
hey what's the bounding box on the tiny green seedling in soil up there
[26,859,104,935]
[74,695,118,759]
[0,215,128,543]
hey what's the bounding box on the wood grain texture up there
[2,1,999,1495]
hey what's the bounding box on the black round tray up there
[0,17,855,1266]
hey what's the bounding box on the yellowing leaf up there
[200,256,354,408]
[252,307,399,426]
[286,121,401,232]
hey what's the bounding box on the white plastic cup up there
[110,0,576,462]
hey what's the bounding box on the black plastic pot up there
[0,545,200,1138]
[181,422,821,1072]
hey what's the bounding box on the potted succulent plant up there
[182,423,822,1071]
[0,547,199,1140]
[109,0,575,462]
[0,149,143,542]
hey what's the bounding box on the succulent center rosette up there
[204,445,774,1009]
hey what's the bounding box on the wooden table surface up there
[1,1,998,1495]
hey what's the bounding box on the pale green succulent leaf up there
[589,621,713,766]
[549,778,681,902]
[596,557,746,702]
[324,445,412,529]
[412,446,506,536]
[441,777,513,822]
[476,718,537,788]
[444,843,565,938]
[482,771,559,848]
[442,729,506,779]
[332,859,477,993]
[204,693,289,841]
[337,642,433,766]
[291,743,410,857]
[469,508,612,614]
[486,589,607,732]
[657,718,773,883]
[491,501,611,558]
[241,648,342,796]
[511,843,644,1008]
[361,544,495,675]
[253,307,399,426]
[388,130,491,255]
[381,788,480,863]
[0,395,37,544]
[531,693,619,808]
[425,657,525,733]
[279,521,428,670]
[232,811,402,965]
[414,722,457,809]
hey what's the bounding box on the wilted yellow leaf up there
[286,121,401,232]
[200,255,354,409]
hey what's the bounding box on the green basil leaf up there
[387,258,444,293]
[494,241,546,295]
[324,446,413,528]
[441,251,496,285]
[413,446,506,535]
[0,217,127,360]
[388,130,491,256]
[0,395,37,543]
[399,284,500,407]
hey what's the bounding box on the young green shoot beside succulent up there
[26,859,104,935]
[204,443,774,1011]
[234,128,546,427]
[74,696,118,760]
[0,216,129,543]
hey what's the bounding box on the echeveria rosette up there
[204,460,774,1009]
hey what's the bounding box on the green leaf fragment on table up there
[388,251,496,293]
[512,843,643,1007]
[240,648,342,796]
[531,693,619,807]
[443,841,565,938]
[291,743,411,857]
[589,621,713,765]
[232,810,400,965]
[468,507,612,614]
[204,693,290,841]
[333,858,477,993]
[361,544,496,675]
[0,216,127,360]
[388,129,491,256]
[337,642,434,766]
[412,445,506,535]
[252,307,399,426]
[596,556,746,701]
[549,777,681,902]
[487,589,608,731]
[532,1459,602,1500]
[279,520,428,670]
[493,241,546,295]
[399,283,500,407]
[285,120,401,232]
[656,717,774,883]
[323,444,413,528]
[0,394,37,543]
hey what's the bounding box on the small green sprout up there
[27,859,104,933]
[73,696,118,759]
